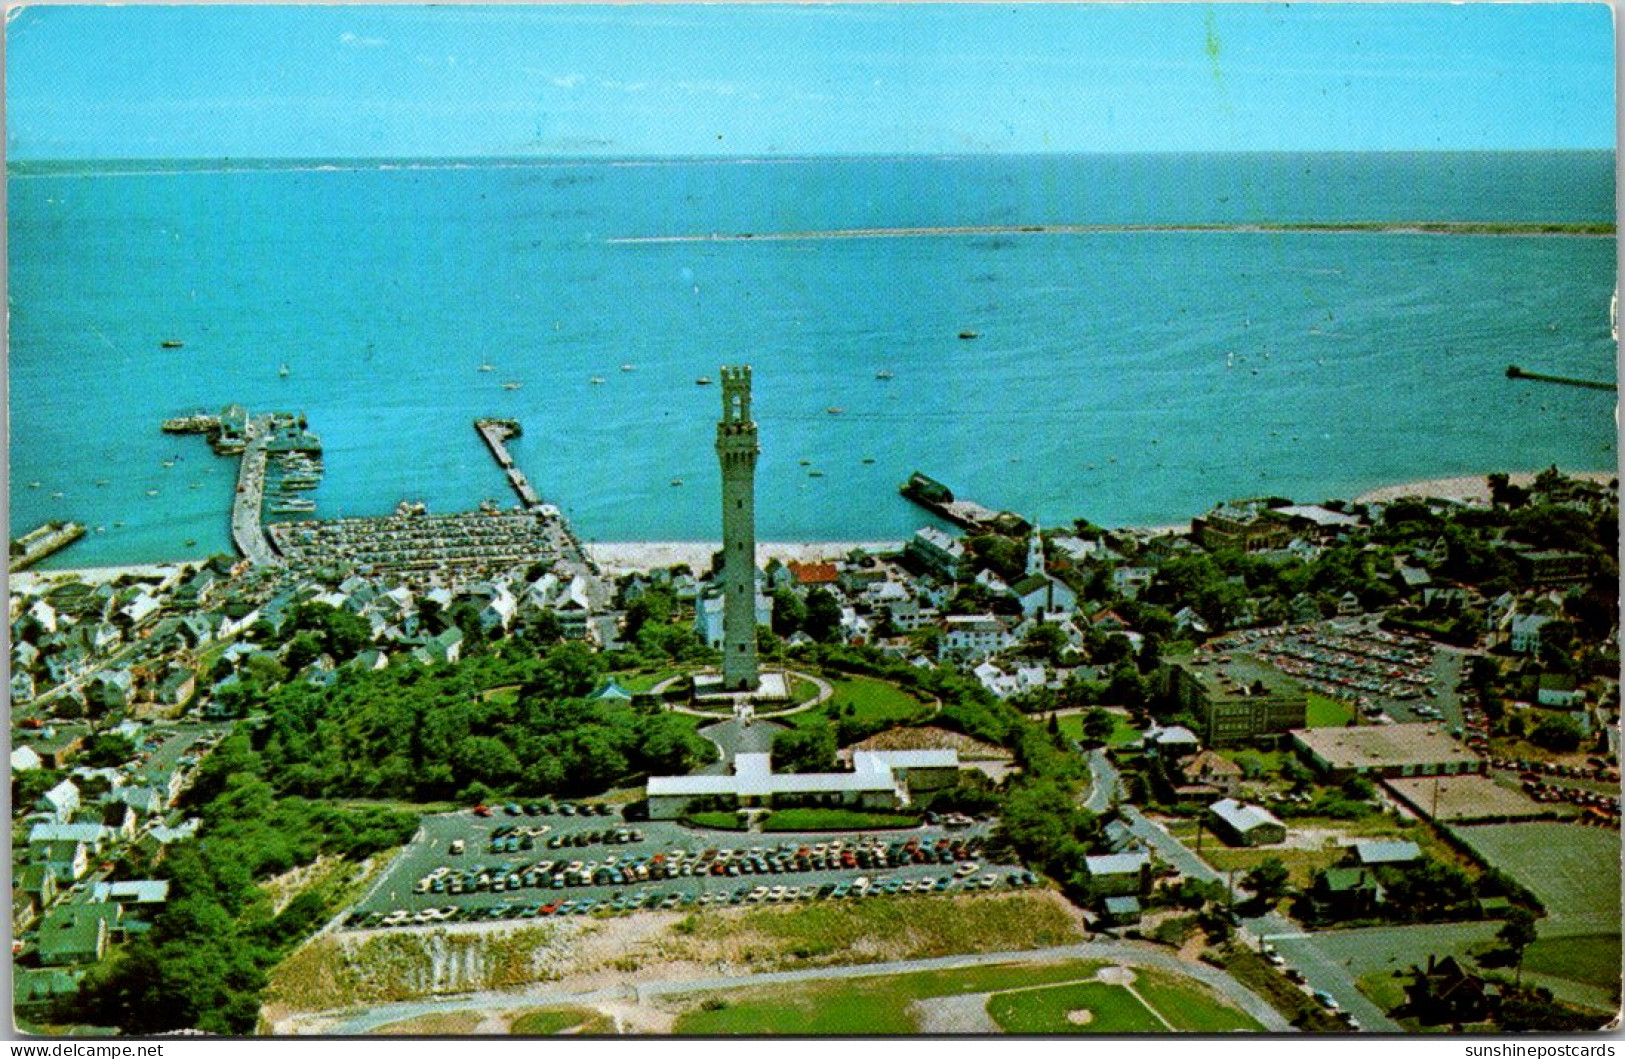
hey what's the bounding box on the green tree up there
[772,720,837,773]
[79,733,138,768]
[803,587,843,644]
[1080,707,1116,745]
[1529,713,1583,752]
[1243,858,1291,904]
[771,587,806,636]
[1497,908,1539,985]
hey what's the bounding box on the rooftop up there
[1292,723,1480,770]
[1209,798,1284,833]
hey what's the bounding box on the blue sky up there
[5,4,1616,158]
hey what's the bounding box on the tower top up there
[719,364,754,428]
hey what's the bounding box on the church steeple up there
[1026,519,1044,577]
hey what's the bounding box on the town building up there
[645,749,959,820]
[1160,655,1308,746]
[1290,723,1484,783]
[1083,851,1152,897]
[1206,798,1286,846]
[939,615,1013,663]
[904,526,968,581]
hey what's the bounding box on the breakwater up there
[11,521,86,571]
[1505,364,1616,392]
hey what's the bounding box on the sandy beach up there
[1354,469,1616,506]
[9,561,198,593]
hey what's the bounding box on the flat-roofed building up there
[1291,723,1483,783]
[646,749,959,820]
[1161,655,1307,746]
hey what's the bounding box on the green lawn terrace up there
[670,959,1266,1034]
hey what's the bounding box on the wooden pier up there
[10,521,86,571]
[475,418,546,511]
[899,471,1028,535]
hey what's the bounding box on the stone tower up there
[716,365,760,691]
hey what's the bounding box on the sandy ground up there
[10,561,197,591]
[1355,470,1615,505]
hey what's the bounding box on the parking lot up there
[346,802,1024,930]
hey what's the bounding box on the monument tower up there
[716,365,760,691]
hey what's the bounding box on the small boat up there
[95,479,110,487]
[799,458,811,466]
[590,376,605,385]
[145,488,159,496]
[827,407,844,415]
[27,482,40,489]
[620,363,636,372]
[478,363,495,372]
[875,370,894,380]
[808,470,825,478]
[161,339,184,349]
[162,460,175,469]
[861,457,876,465]
[696,377,713,386]
[503,381,523,391]
[184,539,197,547]
[670,478,683,487]
[94,526,106,534]
[50,491,64,499]
[278,364,291,377]
[958,330,979,340]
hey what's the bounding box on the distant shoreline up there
[19,469,1615,579]
[609,221,1616,245]
[1353,470,1617,505]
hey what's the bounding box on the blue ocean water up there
[7,152,1618,568]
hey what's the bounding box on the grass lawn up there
[1522,934,1623,995]
[1131,967,1264,1031]
[799,675,932,732]
[1355,970,1411,1017]
[1306,693,1355,728]
[1220,747,1286,780]
[683,811,747,831]
[673,960,1107,1034]
[1451,823,1621,934]
[761,808,921,832]
[509,1006,615,1035]
[987,981,1165,1033]
[1056,712,1142,748]
[1197,845,1345,890]
[613,669,683,694]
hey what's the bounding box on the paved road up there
[288,938,1295,1034]
[1083,748,1122,813]
[231,414,280,567]
[1118,806,1399,1031]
